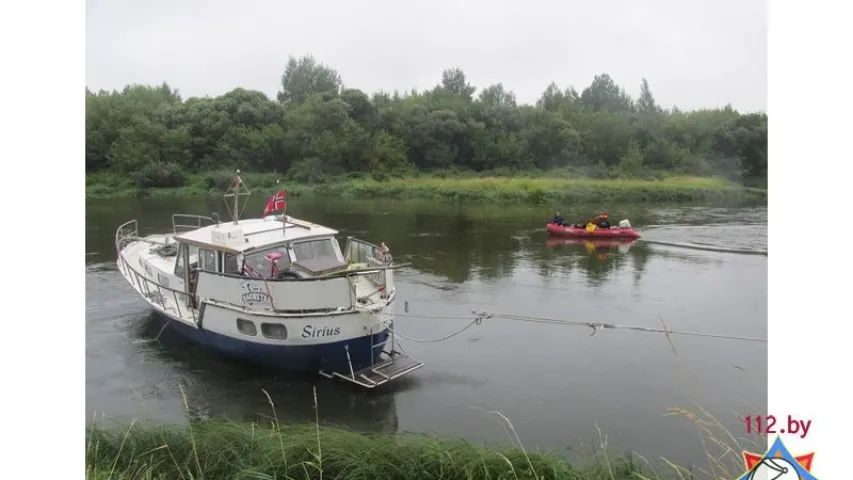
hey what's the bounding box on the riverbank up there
[86,418,646,480]
[85,170,767,204]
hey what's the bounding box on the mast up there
[233,170,240,224]
[223,169,250,225]
[278,180,287,238]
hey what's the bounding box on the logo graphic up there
[240,281,273,307]
[735,436,817,479]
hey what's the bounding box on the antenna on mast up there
[223,169,251,224]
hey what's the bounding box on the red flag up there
[263,190,286,216]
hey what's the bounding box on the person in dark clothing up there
[551,212,564,225]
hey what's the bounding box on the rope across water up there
[389,313,489,343]
[386,308,766,344]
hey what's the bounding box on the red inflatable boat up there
[546,222,641,239]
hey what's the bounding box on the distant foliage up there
[288,157,327,184]
[131,162,187,189]
[86,55,767,183]
[202,171,238,191]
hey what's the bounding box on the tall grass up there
[650,318,766,480]
[315,175,762,204]
[86,420,573,480]
[85,383,764,480]
[662,403,765,479]
[85,169,766,204]
[85,386,648,480]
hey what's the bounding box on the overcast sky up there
[86,0,766,112]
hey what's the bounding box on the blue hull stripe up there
[162,315,390,373]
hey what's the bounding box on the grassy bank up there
[84,377,759,480]
[85,170,767,204]
[86,418,646,480]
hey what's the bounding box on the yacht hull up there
[156,309,391,373]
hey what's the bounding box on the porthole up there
[261,323,288,339]
[236,318,257,336]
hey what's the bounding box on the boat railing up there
[344,237,394,294]
[115,220,139,252]
[344,237,392,265]
[172,214,216,235]
[115,247,197,323]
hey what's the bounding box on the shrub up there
[202,171,238,191]
[288,157,327,184]
[130,162,187,189]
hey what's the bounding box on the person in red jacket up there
[591,212,611,228]
[573,212,611,229]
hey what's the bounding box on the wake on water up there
[639,224,768,256]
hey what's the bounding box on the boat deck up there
[117,245,199,326]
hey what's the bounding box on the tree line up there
[85,54,767,188]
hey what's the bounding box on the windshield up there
[243,245,291,276]
[292,239,339,261]
[292,238,346,274]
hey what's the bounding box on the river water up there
[85,195,767,470]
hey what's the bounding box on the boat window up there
[174,243,187,277]
[236,318,257,336]
[330,238,343,258]
[199,249,217,272]
[291,238,347,274]
[188,245,199,270]
[243,245,291,276]
[261,323,288,339]
[224,253,240,274]
[292,239,341,262]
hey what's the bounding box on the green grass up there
[85,169,767,204]
[317,175,763,204]
[85,406,763,480]
[85,383,764,480]
[86,417,647,480]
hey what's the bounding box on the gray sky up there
[86,0,767,112]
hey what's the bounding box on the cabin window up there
[174,244,187,277]
[188,245,199,270]
[261,323,288,339]
[291,238,347,274]
[224,253,240,274]
[236,318,257,336]
[292,239,341,262]
[199,249,217,272]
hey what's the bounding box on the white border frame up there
[5,0,851,477]
[768,0,851,477]
[4,0,86,476]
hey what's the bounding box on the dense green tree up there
[85,56,768,186]
[276,55,342,106]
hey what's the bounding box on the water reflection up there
[131,313,400,434]
[545,237,638,258]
